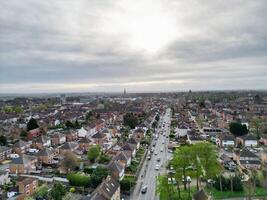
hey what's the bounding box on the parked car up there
[155,164,160,170]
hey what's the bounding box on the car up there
[172,178,177,184]
[157,158,161,162]
[141,186,148,194]
[160,148,163,152]
[182,176,191,183]
[154,152,158,155]
[168,178,172,184]
[162,141,165,144]
[147,156,151,160]
[155,164,160,170]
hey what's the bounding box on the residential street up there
[128,108,173,200]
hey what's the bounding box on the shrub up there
[67,173,91,187]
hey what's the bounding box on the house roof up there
[107,161,124,175]
[34,135,50,143]
[242,134,257,141]
[240,160,261,165]
[92,132,106,139]
[240,149,258,158]
[51,133,65,138]
[113,151,129,162]
[0,145,11,153]
[59,142,78,150]
[11,154,36,165]
[13,140,29,148]
[91,176,120,200]
[128,137,139,145]
[17,176,37,185]
[36,148,54,157]
[222,134,235,141]
[78,137,92,144]
[121,143,135,151]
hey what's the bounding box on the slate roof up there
[89,176,120,200]
[34,135,50,143]
[36,148,54,157]
[59,142,78,150]
[240,148,258,158]
[78,137,92,144]
[13,140,29,148]
[11,154,36,165]
[0,145,11,153]
[92,132,106,139]
[113,151,129,162]
[107,161,124,175]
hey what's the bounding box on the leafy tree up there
[98,154,111,164]
[120,176,135,191]
[61,151,79,172]
[229,121,248,137]
[67,173,90,187]
[0,135,7,146]
[250,116,264,139]
[49,182,66,200]
[152,121,157,130]
[74,119,81,129]
[156,175,175,200]
[172,145,192,190]
[90,167,109,188]
[155,114,160,121]
[232,175,243,191]
[123,113,139,129]
[172,142,220,191]
[20,129,27,139]
[27,118,39,131]
[83,167,94,174]
[87,145,100,162]
[34,184,49,199]
[65,120,74,129]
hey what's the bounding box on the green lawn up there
[206,187,267,199]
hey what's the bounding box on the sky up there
[0,0,267,93]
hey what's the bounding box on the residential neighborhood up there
[0,91,266,200]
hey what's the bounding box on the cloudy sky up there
[0,0,267,93]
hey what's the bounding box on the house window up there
[26,190,30,195]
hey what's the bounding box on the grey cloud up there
[0,0,267,93]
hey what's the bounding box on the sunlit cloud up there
[0,0,267,93]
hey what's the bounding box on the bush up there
[214,175,243,192]
[90,167,109,188]
[98,154,111,164]
[67,173,91,187]
[69,187,76,193]
[120,176,135,191]
[84,167,94,174]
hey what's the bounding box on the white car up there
[160,148,163,152]
[155,164,160,170]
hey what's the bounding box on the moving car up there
[157,158,161,162]
[141,186,148,194]
[155,164,160,170]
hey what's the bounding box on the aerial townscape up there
[1,0,267,200]
[0,91,266,200]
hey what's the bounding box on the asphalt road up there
[128,108,173,200]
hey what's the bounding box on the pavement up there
[127,108,173,200]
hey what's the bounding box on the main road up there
[128,108,173,200]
